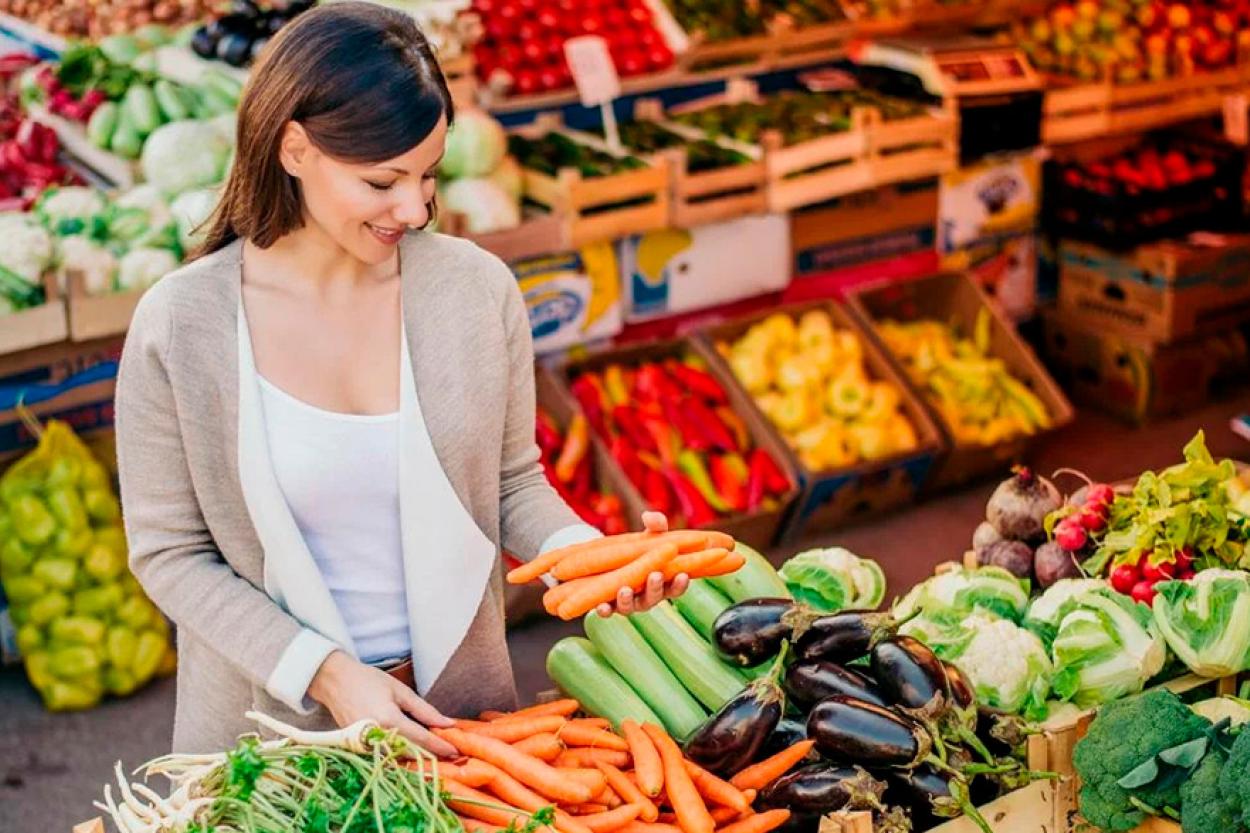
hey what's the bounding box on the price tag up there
[564,36,621,107]
[1225,93,1248,146]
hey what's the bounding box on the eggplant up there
[886,766,997,833]
[870,636,950,718]
[976,710,1031,758]
[758,718,809,761]
[943,663,976,712]
[713,598,818,667]
[807,695,930,769]
[758,764,887,815]
[684,676,784,776]
[191,27,219,59]
[217,32,253,67]
[785,661,887,710]
[793,611,902,664]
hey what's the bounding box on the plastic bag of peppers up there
[0,418,174,710]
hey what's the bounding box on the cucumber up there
[196,85,238,118]
[122,83,161,136]
[153,80,189,122]
[672,579,734,641]
[109,111,144,160]
[87,102,120,149]
[546,637,661,730]
[707,543,790,603]
[631,601,747,712]
[200,69,243,104]
[584,612,706,740]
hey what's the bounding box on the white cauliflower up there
[0,212,54,283]
[117,247,178,292]
[37,186,107,232]
[57,236,118,296]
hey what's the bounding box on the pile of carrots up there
[506,530,742,621]
[421,699,809,833]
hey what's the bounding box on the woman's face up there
[283,113,448,264]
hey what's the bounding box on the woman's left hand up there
[595,512,690,618]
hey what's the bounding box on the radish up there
[1055,518,1087,552]
[1110,564,1139,594]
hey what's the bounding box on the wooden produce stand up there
[823,779,1059,833]
[65,271,145,342]
[1,275,68,357]
[440,213,571,264]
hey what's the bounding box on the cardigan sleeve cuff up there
[265,628,341,714]
[538,523,602,556]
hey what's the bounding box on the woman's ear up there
[278,121,312,178]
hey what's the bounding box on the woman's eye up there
[422,171,438,182]
[365,180,395,191]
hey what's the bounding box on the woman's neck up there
[244,218,398,302]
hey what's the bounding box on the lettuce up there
[1050,588,1167,708]
[780,547,885,612]
[893,566,1031,623]
[1152,569,1250,678]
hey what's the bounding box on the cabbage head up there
[141,120,231,196]
[1050,588,1167,708]
[440,108,507,179]
[1152,569,1250,678]
[1025,578,1109,644]
[780,547,886,612]
[903,611,1052,715]
[442,178,520,234]
[170,187,221,253]
[893,566,1030,623]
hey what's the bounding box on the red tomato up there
[484,16,516,41]
[605,7,629,27]
[636,26,663,48]
[513,68,541,95]
[1130,580,1157,606]
[616,48,648,76]
[627,5,652,25]
[1141,559,1176,582]
[646,43,673,69]
[580,13,606,35]
[557,0,579,12]
[517,0,540,11]
[1110,564,1140,594]
[516,20,542,41]
[538,64,572,90]
[537,7,561,29]
[496,42,524,67]
[498,1,521,21]
[521,39,547,64]
[546,34,567,58]
[607,29,638,55]
[472,0,495,13]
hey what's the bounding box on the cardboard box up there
[618,214,791,322]
[939,153,1041,253]
[0,358,119,466]
[693,300,945,540]
[847,272,1075,492]
[67,271,145,342]
[1058,235,1250,343]
[789,180,939,279]
[1042,309,1250,423]
[0,275,67,357]
[514,242,624,356]
[943,230,1039,323]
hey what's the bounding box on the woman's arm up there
[115,290,336,713]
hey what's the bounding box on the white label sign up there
[564,36,621,107]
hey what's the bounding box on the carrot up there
[716,810,790,833]
[480,710,508,721]
[459,715,568,742]
[709,808,741,825]
[642,723,714,833]
[621,721,663,798]
[557,747,632,769]
[683,762,749,813]
[729,741,815,791]
[663,549,730,581]
[558,722,631,752]
[433,759,497,788]
[695,552,745,578]
[596,784,624,809]
[573,805,611,815]
[514,732,564,762]
[558,543,679,620]
[461,818,508,833]
[619,823,684,833]
[516,532,654,585]
[442,779,544,831]
[434,728,594,805]
[741,791,756,806]
[598,763,658,822]
[544,579,585,616]
[569,718,613,731]
[551,531,728,582]
[474,761,596,833]
[488,699,582,722]
[579,804,644,833]
[558,767,608,796]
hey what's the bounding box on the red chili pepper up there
[594,493,627,535]
[644,468,674,515]
[554,413,590,483]
[661,396,709,453]
[642,416,681,468]
[746,453,768,513]
[685,398,738,452]
[667,361,729,405]
[608,434,645,488]
[535,408,563,459]
[612,405,658,455]
[710,455,748,513]
[665,467,717,528]
[571,452,594,499]
[751,448,791,495]
[634,363,681,403]
[571,374,609,436]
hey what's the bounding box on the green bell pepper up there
[4,575,46,605]
[117,595,156,630]
[27,591,69,626]
[49,644,100,678]
[46,488,88,532]
[93,527,126,554]
[83,489,121,524]
[46,455,82,489]
[51,615,105,646]
[132,630,166,682]
[32,558,77,592]
[24,651,52,690]
[45,680,102,711]
[15,623,42,654]
[84,543,125,582]
[74,584,123,617]
[12,495,56,546]
[103,667,138,697]
[0,538,34,575]
[106,626,138,668]
[54,527,93,560]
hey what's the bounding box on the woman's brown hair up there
[199,1,454,255]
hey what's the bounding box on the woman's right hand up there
[308,651,458,757]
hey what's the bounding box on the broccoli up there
[1073,689,1212,832]
[1218,725,1250,827]
[1181,748,1240,833]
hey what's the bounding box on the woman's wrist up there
[307,649,352,705]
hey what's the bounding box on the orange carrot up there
[442,780,543,831]
[558,722,631,752]
[663,549,730,581]
[557,748,632,768]
[598,763,659,822]
[709,808,740,825]
[558,767,608,796]
[473,762,596,833]
[573,805,611,815]
[716,810,790,833]
[683,762,749,813]
[596,784,624,809]
[544,579,585,616]
[517,533,655,585]
[569,717,613,731]
[729,741,815,791]
[695,552,745,578]
[461,818,508,833]
[514,732,564,762]
[619,823,684,833]
[479,710,508,721]
[551,531,727,582]
[621,721,663,798]
[741,791,756,806]
[558,543,679,620]
[488,700,582,722]
[431,759,496,788]
[579,805,644,833]
[434,728,594,805]
[642,723,714,833]
[459,715,568,742]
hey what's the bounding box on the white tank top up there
[258,376,411,664]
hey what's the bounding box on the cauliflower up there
[57,236,118,296]
[117,247,178,292]
[0,212,54,283]
[111,185,177,250]
[893,566,1031,624]
[36,186,108,236]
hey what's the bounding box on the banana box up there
[513,242,623,356]
[938,152,1041,253]
[617,214,791,322]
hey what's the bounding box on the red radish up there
[1174,547,1194,571]
[1110,564,1140,594]
[1141,560,1175,582]
[1130,581,1157,606]
[1078,509,1107,532]
[1055,518,1087,552]
[1178,569,1196,581]
[1086,483,1115,507]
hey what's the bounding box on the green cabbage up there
[780,547,886,612]
[902,610,1052,715]
[893,566,1031,623]
[440,108,507,179]
[140,120,231,196]
[1152,569,1250,678]
[1050,588,1167,708]
[1025,578,1109,644]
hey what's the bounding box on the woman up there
[115,1,686,756]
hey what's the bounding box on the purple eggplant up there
[943,663,976,711]
[713,598,818,667]
[870,636,951,719]
[793,611,903,664]
[758,718,810,762]
[886,766,996,833]
[758,764,888,815]
[785,661,887,710]
[685,676,784,776]
[807,695,931,769]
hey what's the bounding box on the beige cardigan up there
[115,232,589,753]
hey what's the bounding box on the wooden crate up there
[823,779,1058,833]
[29,105,137,189]
[66,271,145,342]
[0,275,67,357]
[865,101,958,188]
[760,111,875,213]
[440,52,478,111]
[514,115,670,248]
[440,213,570,264]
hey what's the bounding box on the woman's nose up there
[393,196,430,230]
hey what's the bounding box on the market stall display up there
[188,0,314,68]
[0,0,211,40]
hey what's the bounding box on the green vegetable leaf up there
[1117,758,1160,790]
[1157,737,1208,768]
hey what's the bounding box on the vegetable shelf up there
[823,778,1059,833]
[0,274,66,357]
[65,270,144,342]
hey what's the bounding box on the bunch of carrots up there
[421,699,811,833]
[507,530,742,621]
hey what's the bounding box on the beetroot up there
[972,521,1003,555]
[986,467,1062,541]
[979,540,1034,579]
[1034,541,1082,588]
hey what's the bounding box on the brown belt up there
[385,657,416,690]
